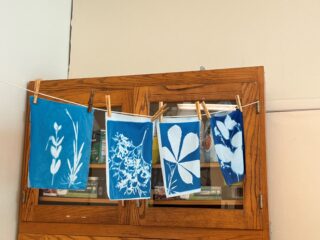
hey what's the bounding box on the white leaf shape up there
[67,159,72,172]
[231,147,244,175]
[216,121,229,140]
[177,164,193,184]
[231,131,243,148]
[75,162,83,175]
[224,115,237,130]
[78,142,84,162]
[48,136,57,147]
[54,159,61,173]
[50,145,62,159]
[50,159,61,174]
[162,146,177,163]
[76,122,79,136]
[58,125,62,131]
[179,160,200,178]
[179,132,199,162]
[56,136,64,146]
[73,141,76,155]
[215,144,233,163]
[50,159,56,174]
[54,122,59,131]
[70,175,77,183]
[167,125,182,160]
[214,126,220,136]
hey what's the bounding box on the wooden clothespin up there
[201,101,211,119]
[195,101,202,121]
[87,90,95,112]
[256,101,260,114]
[151,103,168,122]
[105,95,112,117]
[159,101,164,122]
[235,95,243,112]
[33,79,41,104]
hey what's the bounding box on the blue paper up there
[157,117,201,197]
[29,97,94,190]
[106,113,153,200]
[211,109,245,185]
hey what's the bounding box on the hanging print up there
[211,109,245,185]
[106,113,153,200]
[28,97,94,189]
[157,117,201,198]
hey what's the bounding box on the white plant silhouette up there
[214,113,244,181]
[46,122,64,185]
[109,130,151,197]
[162,125,200,194]
[65,109,84,187]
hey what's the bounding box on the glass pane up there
[149,102,243,209]
[38,108,120,206]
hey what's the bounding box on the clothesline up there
[0,80,259,118]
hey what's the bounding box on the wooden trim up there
[19,222,264,240]
[141,81,262,230]
[90,163,106,169]
[40,67,262,86]
[30,205,119,224]
[18,88,133,225]
[149,199,243,206]
[257,67,270,240]
[18,67,269,239]
[39,197,117,204]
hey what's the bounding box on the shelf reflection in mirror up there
[149,101,243,209]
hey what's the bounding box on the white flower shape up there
[162,125,200,184]
[46,122,63,185]
[214,114,244,177]
[216,115,237,140]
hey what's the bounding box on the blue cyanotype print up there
[29,97,94,190]
[106,113,153,200]
[157,118,201,197]
[211,109,245,185]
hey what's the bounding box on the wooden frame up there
[18,66,269,240]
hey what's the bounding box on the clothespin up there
[235,95,243,112]
[151,103,168,122]
[195,101,202,121]
[33,79,41,104]
[105,95,112,117]
[87,90,95,112]
[256,101,260,114]
[201,101,211,119]
[159,101,164,122]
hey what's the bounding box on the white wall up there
[267,110,320,240]
[69,1,320,239]
[69,0,320,112]
[0,0,71,238]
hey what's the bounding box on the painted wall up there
[69,0,320,111]
[267,110,320,240]
[69,1,320,239]
[0,0,71,238]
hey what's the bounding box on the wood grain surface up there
[19,223,263,240]
[18,67,269,239]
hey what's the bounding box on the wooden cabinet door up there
[19,79,133,225]
[130,68,266,230]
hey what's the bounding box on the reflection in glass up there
[38,109,120,206]
[150,102,243,209]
